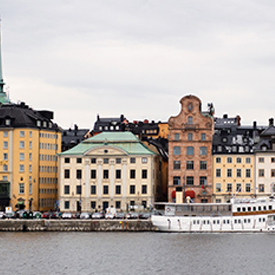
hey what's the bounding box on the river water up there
[0,232,274,275]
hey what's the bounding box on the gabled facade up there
[0,103,61,211]
[59,132,160,212]
[168,95,214,203]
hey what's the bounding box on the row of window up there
[39,166,58,173]
[39,178,58,184]
[39,143,58,150]
[173,176,207,186]
[64,157,148,164]
[39,154,58,162]
[258,169,275,177]
[64,200,147,210]
[39,198,55,208]
[18,183,33,194]
[216,183,252,193]
[236,205,273,212]
[173,132,207,141]
[64,169,148,180]
[3,141,32,149]
[173,160,207,170]
[191,218,266,225]
[19,165,33,173]
[215,168,251,178]
[39,188,58,194]
[216,157,251,164]
[258,157,275,163]
[64,184,148,195]
[173,146,207,156]
[39,133,58,139]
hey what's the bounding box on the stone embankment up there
[0,219,157,232]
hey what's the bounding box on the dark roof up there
[0,102,59,130]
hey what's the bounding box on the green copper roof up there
[60,131,156,156]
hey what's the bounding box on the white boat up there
[151,197,275,233]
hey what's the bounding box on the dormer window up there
[49,122,52,128]
[37,120,41,127]
[5,119,11,126]
[43,121,47,127]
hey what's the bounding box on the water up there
[0,232,274,275]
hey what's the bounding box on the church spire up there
[0,18,9,105]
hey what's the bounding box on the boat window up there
[259,218,262,222]
[263,218,266,222]
[223,220,226,224]
[242,207,246,212]
[193,220,196,224]
[238,219,241,224]
[253,207,256,211]
[213,220,216,224]
[234,220,237,224]
[237,207,241,212]
[269,205,272,210]
[258,206,261,211]
[244,219,247,223]
[197,220,199,224]
[263,206,266,210]
[217,220,220,224]
[203,220,206,224]
[248,207,251,211]
[207,220,210,224]
[248,219,251,223]
[227,220,230,224]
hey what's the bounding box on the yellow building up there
[0,103,61,211]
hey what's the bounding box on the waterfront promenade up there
[0,219,156,232]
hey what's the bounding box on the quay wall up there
[0,220,157,232]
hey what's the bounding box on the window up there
[29,183,33,195]
[103,185,109,194]
[19,165,24,172]
[115,185,121,195]
[227,183,232,192]
[19,141,24,149]
[227,169,232,177]
[173,177,180,185]
[186,176,194,185]
[188,116,193,124]
[142,185,147,194]
[216,157,221,163]
[236,183,242,192]
[91,158,96,164]
[245,183,251,192]
[5,119,11,126]
[115,201,121,209]
[29,131,32,138]
[173,161,180,170]
[64,201,70,209]
[259,169,264,177]
[174,133,180,140]
[216,183,221,192]
[188,133,193,141]
[103,158,109,164]
[200,147,207,156]
[91,201,96,209]
[246,169,251,178]
[130,158,136,164]
[3,131,8,137]
[103,170,109,179]
[29,153,32,161]
[29,165,32,173]
[142,169,147,179]
[64,169,70,178]
[236,157,242,163]
[173,146,181,155]
[116,158,121,164]
[29,141,32,149]
[20,131,25,137]
[3,141,8,149]
[271,169,275,177]
[64,185,70,194]
[130,185,135,194]
[201,133,206,141]
[130,170,136,179]
[116,170,121,179]
[259,157,264,163]
[76,169,82,179]
[200,161,207,170]
[271,157,275,163]
[236,169,242,177]
[142,157,147,163]
[227,157,232,163]
[91,170,96,179]
[76,185,82,195]
[200,177,207,186]
[19,183,25,194]
[187,146,194,156]
[91,185,96,195]
[186,161,194,170]
[246,157,251,164]
[76,158,82,163]
[65,158,70,163]
[216,169,221,177]
[3,153,8,160]
[259,184,265,192]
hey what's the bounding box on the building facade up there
[0,103,61,211]
[59,132,160,212]
[168,95,214,203]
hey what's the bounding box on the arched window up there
[187,146,194,156]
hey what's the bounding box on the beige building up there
[59,132,160,212]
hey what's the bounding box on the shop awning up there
[171,190,176,198]
[185,190,195,198]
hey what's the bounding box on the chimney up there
[269,118,274,126]
[253,121,257,129]
[223,114,228,119]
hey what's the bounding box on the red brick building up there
[168,95,214,203]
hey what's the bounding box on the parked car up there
[0,211,6,219]
[33,211,42,219]
[16,210,25,218]
[92,212,104,219]
[139,213,151,220]
[61,212,72,219]
[116,212,126,219]
[105,212,115,219]
[126,212,139,219]
[80,212,91,219]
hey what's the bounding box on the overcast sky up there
[1,0,275,129]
